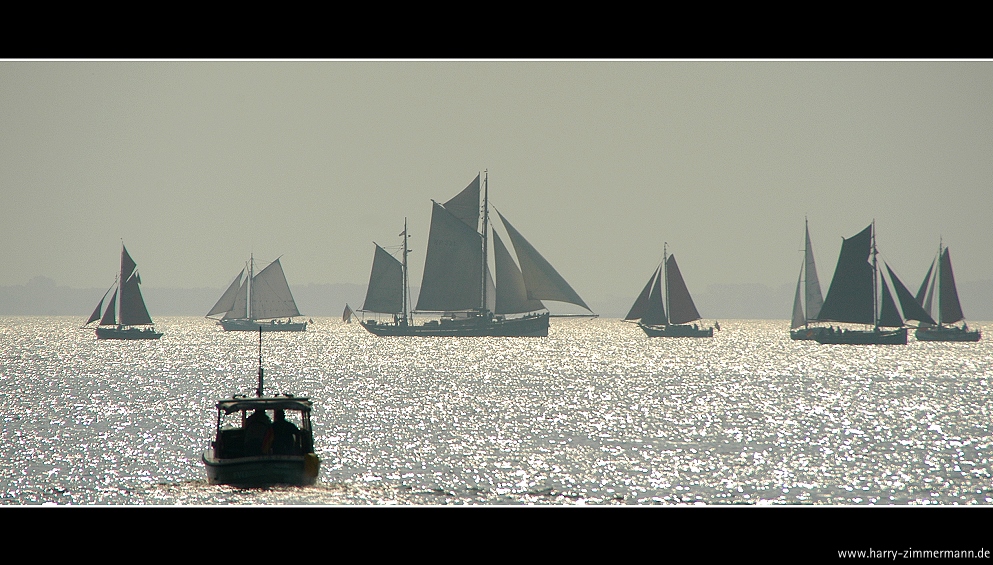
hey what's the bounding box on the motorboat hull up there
[202,449,320,488]
[640,323,714,338]
[915,326,982,342]
[219,319,307,332]
[95,326,163,340]
[814,327,908,345]
[361,312,549,337]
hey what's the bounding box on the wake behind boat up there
[914,243,981,342]
[206,255,307,332]
[83,243,162,340]
[624,243,714,338]
[359,172,593,337]
[202,327,320,488]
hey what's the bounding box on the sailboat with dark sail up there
[624,244,714,338]
[789,219,826,341]
[914,243,981,342]
[206,256,307,332]
[84,243,162,340]
[814,222,930,345]
[359,172,593,337]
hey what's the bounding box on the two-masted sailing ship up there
[914,243,981,342]
[84,243,162,340]
[206,256,307,332]
[359,172,593,337]
[789,219,826,341]
[813,222,933,345]
[624,244,714,338]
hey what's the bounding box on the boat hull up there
[814,327,907,345]
[202,449,320,488]
[790,326,829,341]
[95,326,163,340]
[914,326,982,342]
[219,319,307,332]
[640,323,714,338]
[361,313,549,337]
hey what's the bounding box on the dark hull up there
[790,326,829,341]
[219,319,307,332]
[202,450,320,488]
[640,323,714,338]
[915,326,982,342]
[361,313,549,337]
[814,327,907,345]
[95,326,163,340]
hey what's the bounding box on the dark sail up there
[886,264,935,326]
[641,266,667,326]
[363,244,404,314]
[938,248,965,324]
[119,271,153,325]
[877,276,903,328]
[625,266,659,321]
[817,224,874,325]
[665,255,702,325]
[915,258,935,306]
[416,201,483,312]
[101,289,118,326]
[444,174,481,229]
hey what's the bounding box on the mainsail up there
[411,173,591,316]
[207,257,303,322]
[363,244,404,314]
[791,219,825,329]
[817,224,874,325]
[665,254,701,325]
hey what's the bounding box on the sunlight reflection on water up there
[0,316,990,505]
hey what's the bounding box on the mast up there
[481,170,489,312]
[936,237,943,325]
[663,242,670,325]
[402,218,410,325]
[872,220,878,329]
[248,254,254,322]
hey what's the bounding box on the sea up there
[1,316,990,508]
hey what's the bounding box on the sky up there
[2,60,991,313]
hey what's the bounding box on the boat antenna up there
[256,325,264,397]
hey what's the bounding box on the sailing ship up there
[359,172,593,337]
[914,243,982,342]
[814,222,932,345]
[202,327,321,487]
[789,219,826,341]
[206,256,307,332]
[84,243,162,340]
[624,243,714,338]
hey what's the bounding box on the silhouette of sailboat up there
[624,243,714,338]
[84,243,162,340]
[914,243,981,342]
[789,218,826,341]
[207,256,307,332]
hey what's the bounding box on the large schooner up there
[624,243,714,338]
[206,256,307,332]
[359,172,593,337]
[814,222,931,345]
[789,218,826,341]
[84,243,162,340]
[914,243,981,342]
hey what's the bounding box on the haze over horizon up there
[3,60,991,317]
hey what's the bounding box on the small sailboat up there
[789,218,827,341]
[206,255,307,332]
[359,172,593,337]
[84,243,162,340]
[202,327,321,487]
[624,243,714,338]
[914,243,981,342]
[814,222,926,345]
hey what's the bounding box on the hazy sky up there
[2,60,991,311]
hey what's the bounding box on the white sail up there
[250,258,302,320]
[207,270,245,318]
[224,278,249,320]
[496,209,591,312]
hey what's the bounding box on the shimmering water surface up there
[1,316,990,505]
